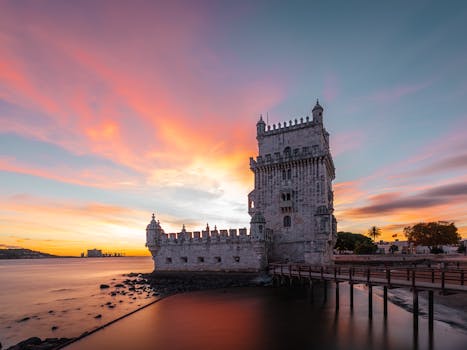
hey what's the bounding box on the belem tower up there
[146,100,337,271]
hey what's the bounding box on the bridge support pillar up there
[368,285,373,319]
[428,290,434,348]
[323,280,328,303]
[349,283,354,311]
[335,282,339,310]
[413,289,419,329]
[308,280,314,303]
[383,286,388,318]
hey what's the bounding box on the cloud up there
[345,182,467,217]
[368,81,431,104]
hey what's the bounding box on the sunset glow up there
[1,1,466,255]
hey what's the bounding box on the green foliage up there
[367,226,382,242]
[354,240,378,255]
[334,231,374,252]
[389,244,399,254]
[404,222,460,252]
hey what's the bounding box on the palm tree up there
[367,226,382,242]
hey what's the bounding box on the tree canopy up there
[334,231,377,254]
[367,226,382,242]
[404,222,460,252]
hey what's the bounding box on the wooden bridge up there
[269,263,467,340]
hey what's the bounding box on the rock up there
[114,283,125,288]
[51,326,58,331]
[48,310,54,314]
[108,304,115,309]
[94,314,102,319]
[16,337,42,347]
[99,284,110,289]
[110,292,117,296]
[17,317,30,323]
[105,301,112,305]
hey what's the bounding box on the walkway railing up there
[269,263,467,293]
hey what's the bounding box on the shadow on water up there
[65,284,466,350]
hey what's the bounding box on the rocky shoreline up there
[4,271,266,350]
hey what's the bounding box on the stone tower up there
[248,100,337,264]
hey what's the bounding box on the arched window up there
[282,170,286,180]
[284,147,291,156]
[283,215,291,227]
[287,169,292,180]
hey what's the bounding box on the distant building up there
[87,249,103,257]
[146,100,337,271]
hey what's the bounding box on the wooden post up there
[368,285,373,319]
[335,282,339,310]
[309,280,314,303]
[383,286,388,318]
[428,290,434,330]
[413,289,419,334]
[323,280,328,303]
[350,283,354,311]
[428,290,434,349]
[431,269,435,283]
[461,271,464,286]
[441,270,445,293]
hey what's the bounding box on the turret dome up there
[250,211,266,224]
[312,99,323,112]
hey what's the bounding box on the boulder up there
[99,284,110,289]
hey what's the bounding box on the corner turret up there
[256,115,266,138]
[312,99,324,124]
[146,213,165,248]
[250,211,266,240]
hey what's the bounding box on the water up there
[66,285,467,350]
[0,257,154,348]
[1,259,466,349]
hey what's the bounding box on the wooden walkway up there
[269,262,467,342]
[269,263,467,293]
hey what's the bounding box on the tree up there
[404,222,460,253]
[389,244,399,254]
[334,232,375,253]
[367,226,382,242]
[354,240,378,255]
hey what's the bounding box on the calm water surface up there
[67,285,466,350]
[0,257,154,348]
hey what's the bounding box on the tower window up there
[214,256,222,263]
[282,170,286,180]
[284,147,291,156]
[166,257,172,264]
[283,215,291,227]
[287,169,291,180]
[234,256,240,263]
[259,225,263,233]
[180,257,188,263]
[286,193,291,200]
[197,257,204,263]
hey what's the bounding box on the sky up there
[1,0,466,256]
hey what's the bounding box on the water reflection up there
[66,285,466,350]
